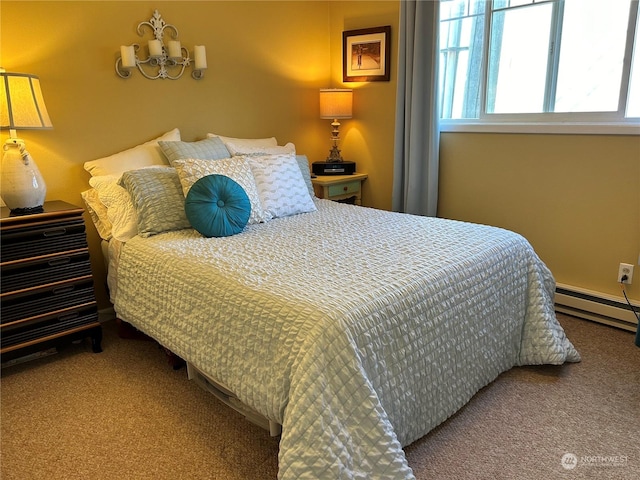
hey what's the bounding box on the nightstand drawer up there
[1,251,92,294]
[1,277,97,324]
[1,218,87,262]
[328,180,361,197]
[1,304,99,350]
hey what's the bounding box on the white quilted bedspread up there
[114,199,580,479]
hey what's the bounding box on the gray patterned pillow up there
[247,154,317,219]
[119,167,191,237]
[159,136,230,164]
[295,155,315,198]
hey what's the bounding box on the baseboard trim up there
[555,283,639,332]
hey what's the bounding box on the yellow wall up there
[327,1,400,211]
[2,1,638,308]
[439,132,640,299]
[1,1,333,307]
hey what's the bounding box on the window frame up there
[439,0,640,135]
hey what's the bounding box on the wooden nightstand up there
[311,173,368,205]
[1,200,102,361]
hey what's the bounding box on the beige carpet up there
[1,313,638,480]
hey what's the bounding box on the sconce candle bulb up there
[194,46,207,70]
[115,10,206,80]
[148,39,163,58]
[168,40,182,59]
[120,45,136,68]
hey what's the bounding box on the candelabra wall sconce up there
[115,9,206,80]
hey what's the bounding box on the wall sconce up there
[115,10,206,80]
[0,70,52,213]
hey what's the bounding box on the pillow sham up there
[173,157,269,224]
[225,142,295,157]
[89,175,138,242]
[295,155,315,199]
[185,174,251,238]
[84,128,180,177]
[118,167,191,237]
[159,136,230,164]
[247,154,317,219]
[80,188,113,241]
[206,134,277,155]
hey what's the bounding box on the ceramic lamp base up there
[1,141,47,212]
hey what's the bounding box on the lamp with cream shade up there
[0,70,52,213]
[313,88,356,175]
[319,88,353,162]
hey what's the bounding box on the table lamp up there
[319,88,352,162]
[313,88,356,176]
[0,71,53,213]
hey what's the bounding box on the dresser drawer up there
[1,251,92,294]
[1,304,99,350]
[1,277,96,324]
[1,218,87,262]
[328,180,361,197]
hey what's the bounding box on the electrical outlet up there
[618,263,634,284]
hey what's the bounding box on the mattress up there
[113,199,580,479]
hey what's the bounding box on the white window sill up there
[439,121,640,136]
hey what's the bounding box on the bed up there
[82,130,580,480]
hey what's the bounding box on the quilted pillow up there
[118,167,191,237]
[295,155,315,199]
[185,175,250,237]
[84,128,180,177]
[225,142,296,156]
[206,134,277,155]
[173,157,270,224]
[80,188,112,241]
[247,154,317,219]
[89,175,138,242]
[159,136,230,164]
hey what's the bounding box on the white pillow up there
[81,188,112,241]
[206,133,277,156]
[173,157,270,224]
[228,142,296,156]
[84,128,180,177]
[89,175,138,242]
[247,154,317,219]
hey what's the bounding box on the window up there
[439,0,640,131]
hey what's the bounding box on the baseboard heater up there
[555,283,639,332]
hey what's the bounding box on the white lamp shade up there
[319,89,353,119]
[0,72,53,131]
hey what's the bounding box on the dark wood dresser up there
[1,200,102,361]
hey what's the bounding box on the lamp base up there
[1,140,47,212]
[7,205,45,215]
[312,161,356,176]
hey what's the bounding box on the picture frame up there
[343,26,391,82]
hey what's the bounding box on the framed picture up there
[343,26,391,82]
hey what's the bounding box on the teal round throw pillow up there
[185,174,251,237]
